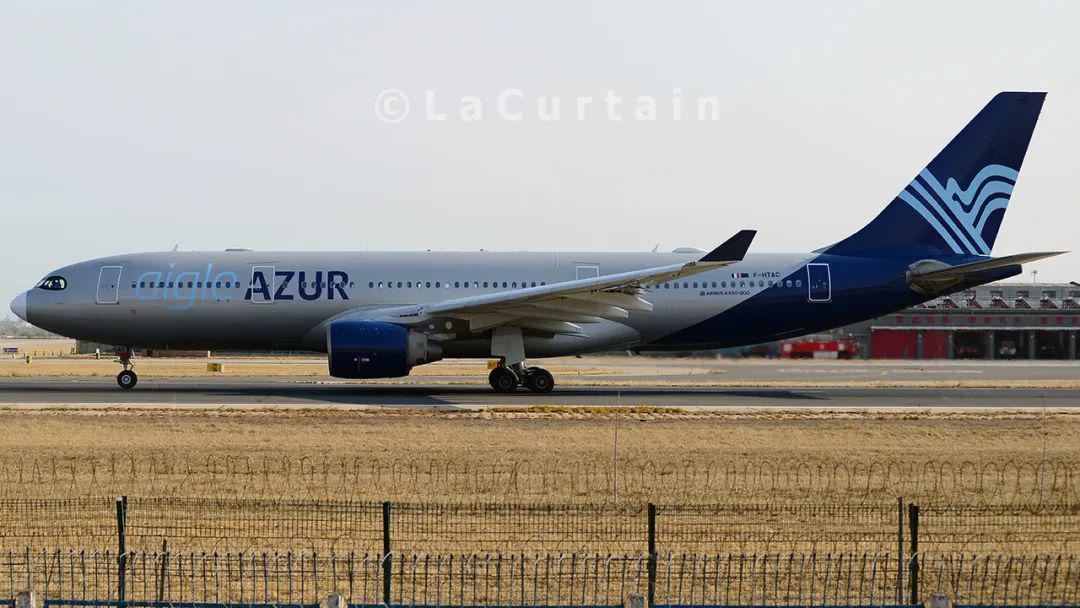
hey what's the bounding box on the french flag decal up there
[731,272,749,278]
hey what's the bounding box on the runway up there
[0,376,1077,408]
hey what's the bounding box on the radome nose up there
[9,291,27,322]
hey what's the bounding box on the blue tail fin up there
[827,92,1045,258]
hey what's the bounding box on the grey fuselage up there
[19,248,938,358]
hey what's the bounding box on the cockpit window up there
[37,276,67,291]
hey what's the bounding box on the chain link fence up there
[0,498,1075,555]
[2,549,1077,606]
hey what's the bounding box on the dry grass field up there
[1,406,1074,499]
[0,406,1075,556]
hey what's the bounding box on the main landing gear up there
[488,363,555,394]
[487,326,554,393]
[115,347,137,390]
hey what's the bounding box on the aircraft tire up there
[523,368,555,393]
[488,367,519,393]
[116,370,138,390]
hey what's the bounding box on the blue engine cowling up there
[327,320,443,379]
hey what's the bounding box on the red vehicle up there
[781,338,859,359]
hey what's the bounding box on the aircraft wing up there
[343,230,755,335]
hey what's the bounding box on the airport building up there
[840,281,1080,360]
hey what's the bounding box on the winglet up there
[699,230,757,263]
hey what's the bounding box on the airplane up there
[8,92,1065,392]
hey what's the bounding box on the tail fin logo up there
[897,164,1018,256]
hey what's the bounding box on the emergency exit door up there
[807,263,831,302]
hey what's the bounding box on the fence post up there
[383,501,392,607]
[896,496,904,604]
[116,496,128,602]
[157,538,168,602]
[647,503,656,608]
[325,592,346,608]
[16,590,38,608]
[908,503,920,605]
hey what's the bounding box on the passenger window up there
[721,281,726,288]
[407,282,412,288]
[759,280,764,287]
[483,282,489,288]
[796,280,803,287]
[711,282,717,288]
[785,280,792,288]
[397,282,402,288]
[531,282,537,287]
[740,281,745,287]
[454,282,460,288]
[512,282,518,288]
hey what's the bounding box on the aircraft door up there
[576,265,599,280]
[807,263,831,302]
[95,266,123,304]
[249,265,276,304]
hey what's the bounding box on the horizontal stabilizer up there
[907,251,1066,294]
[913,251,1066,282]
[700,230,757,263]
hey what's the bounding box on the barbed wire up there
[0,456,1074,506]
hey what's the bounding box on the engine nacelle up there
[327,320,442,378]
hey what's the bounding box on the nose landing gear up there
[115,348,137,390]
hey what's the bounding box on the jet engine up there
[327,320,442,378]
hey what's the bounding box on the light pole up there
[1032,269,1038,284]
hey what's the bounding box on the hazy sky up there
[2,1,1078,311]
